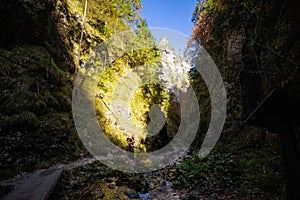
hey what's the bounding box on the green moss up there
[0,0,147,178]
[173,127,282,198]
[49,161,148,199]
[0,46,82,178]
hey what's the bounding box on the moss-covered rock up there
[0,46,82,178]
[0,0,144,178]
[49,161,148,199]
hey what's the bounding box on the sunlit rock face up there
[157,38,191,95]
[95,38,192,152]
[141,39,192,151]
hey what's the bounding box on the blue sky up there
[140,0,197,36]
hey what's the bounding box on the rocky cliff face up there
[0,0,142,178]
[192,0,300,125]
[157,38,191,95]
[144,39,192,150]
[93,38,192,152]
[0,0,81,179]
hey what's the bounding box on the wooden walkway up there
[1,158,96,200]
